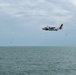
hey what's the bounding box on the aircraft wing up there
[50,27,55,29]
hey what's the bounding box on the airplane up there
[42,24,63,31]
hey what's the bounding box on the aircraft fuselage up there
[42,27,58,31]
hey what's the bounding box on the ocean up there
[0,46,76,75]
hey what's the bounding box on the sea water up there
[0,46,76,75]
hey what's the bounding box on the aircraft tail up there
[59,24,63,29]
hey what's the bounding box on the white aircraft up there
[42,24,63,31]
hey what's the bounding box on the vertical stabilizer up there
[59,24,63,29]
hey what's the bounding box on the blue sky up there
[0,0,76,46]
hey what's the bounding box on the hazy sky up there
[0,0,76,46]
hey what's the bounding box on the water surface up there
[0,46,76,75]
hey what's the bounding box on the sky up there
[0,0,76,46]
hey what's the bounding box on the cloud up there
[68,0,76,6]
[0,0,75,25]
[0,0,47,17]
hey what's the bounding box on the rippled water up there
[0,47,76,75]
